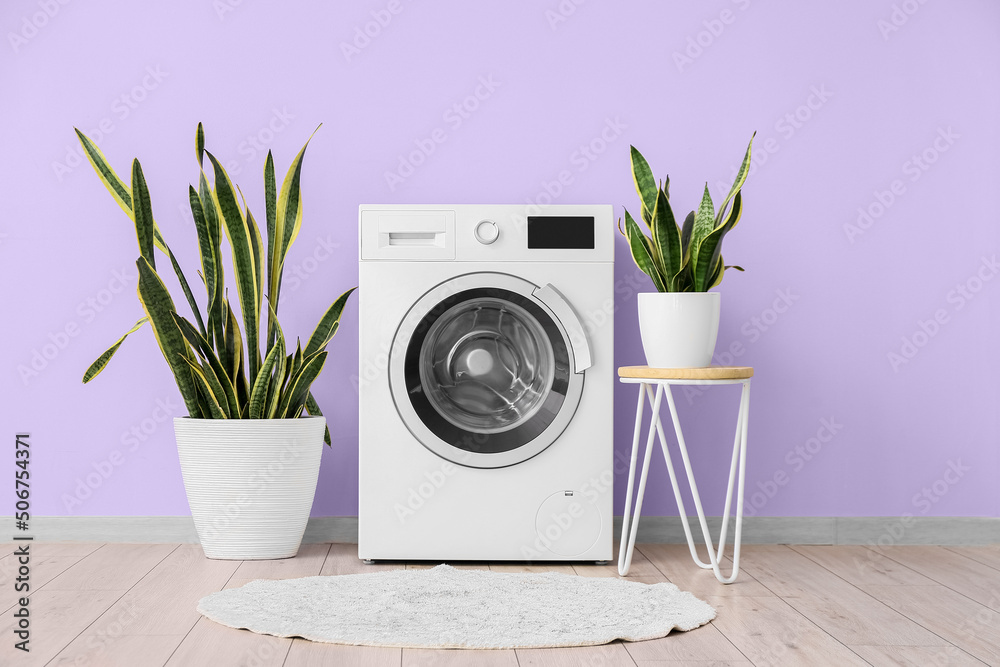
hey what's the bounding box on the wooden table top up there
[618,365,754,380]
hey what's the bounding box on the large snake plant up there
[621,134,755,292]
[77,123,354,445]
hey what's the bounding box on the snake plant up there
[621,134,754,292]
[77,123,354,445]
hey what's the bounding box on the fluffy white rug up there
[197,564,716,649]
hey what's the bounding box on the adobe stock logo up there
[877,0,931,41]
[384,75,501,192]
[844,127,959,244]
[18,266,136,386]
[887,254,998,372]
[7,0,71,54]
[51,66,170,182]
[339,0,413,63]
[672,0,752,73]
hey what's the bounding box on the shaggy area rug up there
[197,565,716,649]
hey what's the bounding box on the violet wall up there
[3,0,997,520]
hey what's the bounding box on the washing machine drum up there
[391,275,587,468]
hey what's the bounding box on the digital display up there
[527,216,595,249]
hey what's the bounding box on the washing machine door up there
[389,272,591,469]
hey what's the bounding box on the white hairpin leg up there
[660,379,750,583]
[620,377,751,584]
[618,384,662,576]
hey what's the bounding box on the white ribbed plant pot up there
[638,292,721,368]
[174,417,326,560]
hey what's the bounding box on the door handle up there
[533,283,592,373]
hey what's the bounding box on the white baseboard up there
[10,516,999,546]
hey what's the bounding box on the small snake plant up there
[621,134,754,292]
[77,123,354,445]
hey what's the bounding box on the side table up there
[617,365,753,584]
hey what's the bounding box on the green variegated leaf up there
[180,356,227,419]
[269,126,322,322]
[172,312,238,417]
[82,317,148,383]
[720,187,744,233]
[694,190,744,291]
[707,255,725,290]
[193,355,230,419]
[196,122,205,167]
[693,194,740,291]
[264,151,278,351]
[135,258,201,416]
[188,186,217,312]
[278,351,327,418]
[672,260,694,292]
[651,187,681,287]
[304,288,356,358]
[155,228,206,337]
[246,206,264,349]
[680,210,694,257]
[207,151,260,383]
[305,393,331,445]
[198,172,225,349]
[75,129,169,255]
[130,159,155,269]
[249,331,284,419]
[715,132,755,227]
[689,185,716,287]
[225,300,249,409]
[623,210,666,292]
[277,125,321,263]
[75,128,133,217]
[261,301,286,419]
[629,145,657,226]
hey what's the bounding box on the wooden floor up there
[1,543,998,666]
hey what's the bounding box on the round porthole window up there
[389,273,587,469]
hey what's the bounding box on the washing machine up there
[358,204,613,562]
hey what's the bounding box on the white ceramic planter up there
[637,292,721,368]
[174,417,326,560]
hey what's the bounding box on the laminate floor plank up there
[403,648,519,665]
[516,641,638,666]
[849,644,988,667]
[864,584,1000,665]
[944,546,1000,572]
[284,640,401,666]
[48,545,241,667]
[636,544,774,598]
[229,543,331,581]
[702,595,871,667]
[321,543,403,575]
[873,546,1000,612]
[789,545,937,587]
[735,545,946,647]
[44,543,176,590]
[165,617,291,666]
[568,553,740,665]
[573,542,660,580]
[24,545,182,666]
[489,563,577,574]
[223,543,333,591]
[83,544,241,636]
[623,621,747,665]
[0,588,125,666]
[405,563,492,570]
[0,542,104,599]
[631,662,751,666]
[48,634,186,667]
